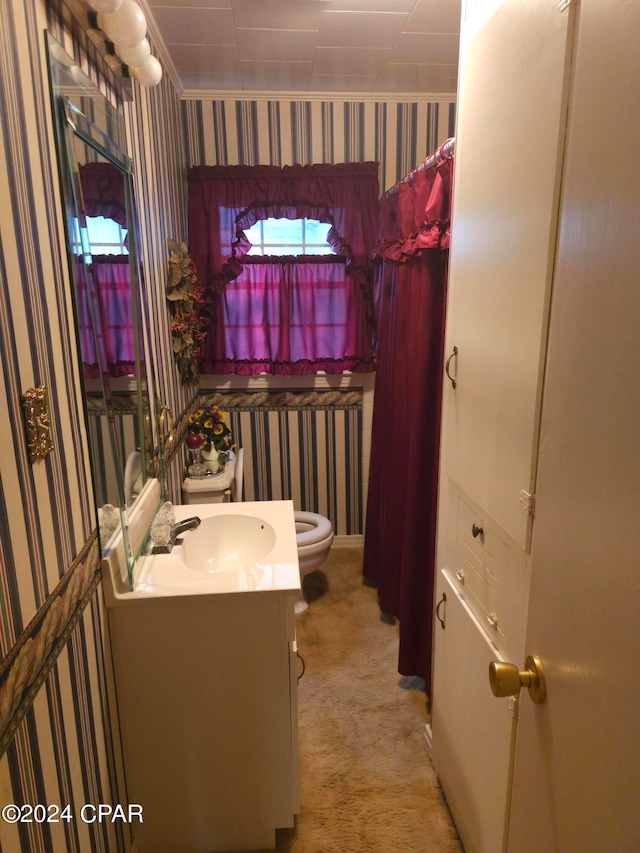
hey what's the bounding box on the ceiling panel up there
[151,7,236,45]
[239,60,313,90]
[312,47,389,77]
[326,0,417,11]
[317,12,409,49]
[181,71,243,89]
[231,0,324,29]
[374,62,458,93]
[404,0,463,33]
[388,33,460,64]
[236,28,318,62]
[309,74,379,92]
[168,44,239,74]
[143,0,461,94]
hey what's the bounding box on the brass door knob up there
[489,655,546,704]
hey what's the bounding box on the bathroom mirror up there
[47,34,160,582]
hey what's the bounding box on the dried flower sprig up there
[166,238,205,384]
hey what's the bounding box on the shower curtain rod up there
[381,136,455,200]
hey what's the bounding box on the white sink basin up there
[180,513,276,573]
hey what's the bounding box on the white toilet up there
[182,448,333,613]
[294,511,334,613]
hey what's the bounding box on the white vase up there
[201,445,219,473]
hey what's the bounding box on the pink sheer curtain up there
[201,257,374,375]
[363,153,454,697]
[187,163,379,374]
[76,162,137,378]
[76,255,137,378]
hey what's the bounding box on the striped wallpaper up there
[201,390,363,536]
[181,97,456,192]
[0,1,189,851]
[180,95,455,530]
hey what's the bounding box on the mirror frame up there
[47,33,162,585]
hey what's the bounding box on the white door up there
[444,0,575,551]
[506,0,640,848]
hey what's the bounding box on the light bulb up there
[116,37,150,68]
[130,56,163,87]
[97,0,147,49]
[87,0,122,11]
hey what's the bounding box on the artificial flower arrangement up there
[185,405,233,453]
[166,238,205,384]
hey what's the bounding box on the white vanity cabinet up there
[102,498,301,853]
[109,589,299,853]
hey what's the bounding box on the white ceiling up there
[144,0,461,96]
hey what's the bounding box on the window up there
[71,215,128,256]
[244,217,334,257]
[187,162,379,374]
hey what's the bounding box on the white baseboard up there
[332,534,364,548]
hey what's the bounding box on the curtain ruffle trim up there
[208,200,374,297]
[374,218,450,262]
[199,357,376,376]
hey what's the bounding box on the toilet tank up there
[182,464,235,505]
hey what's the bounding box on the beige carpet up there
[274,548,462,853]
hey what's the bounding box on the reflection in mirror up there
[47,35,160,585]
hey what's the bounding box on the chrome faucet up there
[151,516,201,554]
[171,516,201,540]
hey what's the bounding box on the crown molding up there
[179,89,457,103]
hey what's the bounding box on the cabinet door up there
[432,571,517,853]
[443,0,576,550]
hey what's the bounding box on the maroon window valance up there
[78,161,128,227]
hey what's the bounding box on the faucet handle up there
[150,517,172,553]
[158,501,176,524]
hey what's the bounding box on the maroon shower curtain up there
[363,155,453,697]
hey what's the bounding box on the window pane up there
[82,216,128,255]
[244,217,334,256]
[261,218,302,245]
[305,220,332,245]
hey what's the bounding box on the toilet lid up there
[294,511,333,546]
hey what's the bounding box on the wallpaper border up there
[201,389,363,411]
[0,533,101,757]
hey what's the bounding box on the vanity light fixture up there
[87,0,163,87]
[95,0,147,49]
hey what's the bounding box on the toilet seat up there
[294,511,333,547]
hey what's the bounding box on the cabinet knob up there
[455,569,465,584]
[471,523,484,538]
[486,612,498,630]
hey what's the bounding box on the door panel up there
[432,571,517,853]
[444,0,575,550]
[508,1,640,848]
